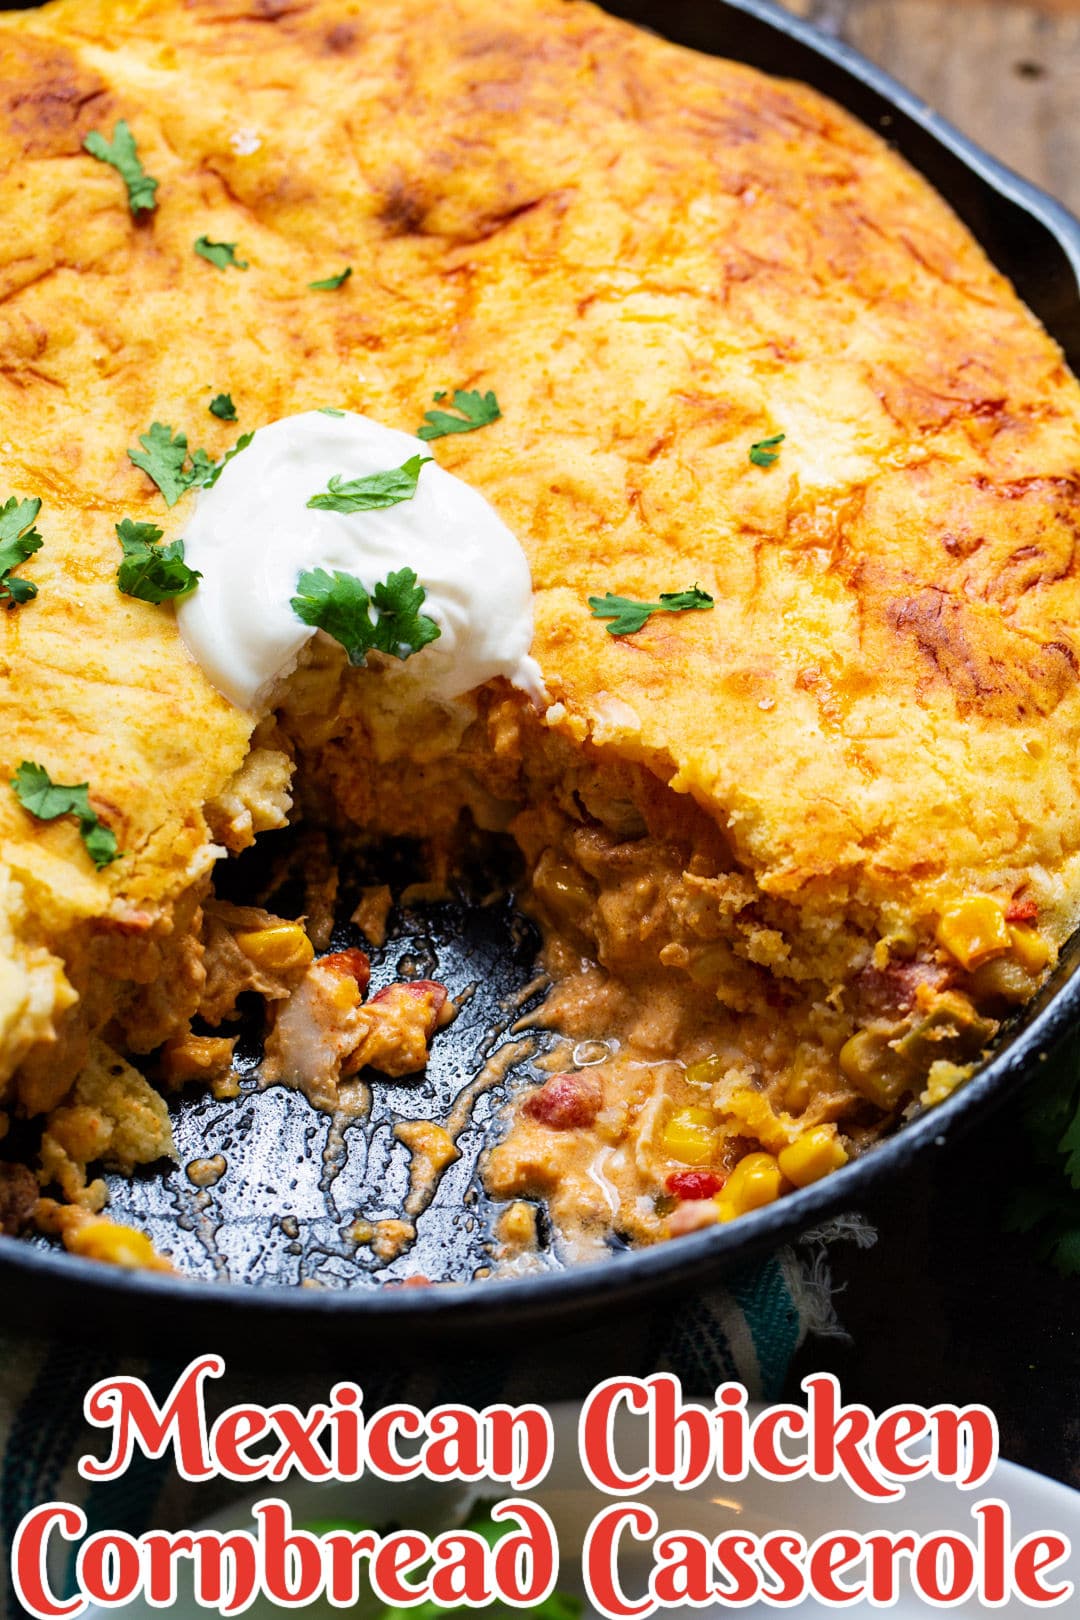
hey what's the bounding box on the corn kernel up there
[235,923,314,976]
[935,896,1010,970]
[717,1085,793,1153]
[778,1127,848,1188]
[661,1106,717,1166]
[716,1152,784,1220]
[1008,924,1051,975]
[66,1219,163,1270]
[684,1054,726,1088]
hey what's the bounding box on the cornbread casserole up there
[1,0,1080,1274]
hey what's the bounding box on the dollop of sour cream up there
[176,410,544,712]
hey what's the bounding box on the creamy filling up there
[177,410,545,712]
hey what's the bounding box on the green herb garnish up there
[588,585,714,636]
[318,407,346,417]
[307,454,430,514]
[82,120,158,217]
[194,236,248,270]
[749,432,785,468]
[290,566,440,667]
[418,388,501,441]
[309,267,352,290]
[127,422,197,507]
[115,518,201,604]
[209,393,237,422]
[0,497,44,607]
[200,430,253,489]
[11,761,120,870]
[128,422,251,505]
[372,1505,583,1620]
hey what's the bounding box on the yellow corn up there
[935,896,1010,970]
[718,1085,793,1154]
[778,1127,848,1188]
[1008,924,1051,975]
[716,1152,784,1221]
[235,923,314,976]
[661,1106,717,1166]
[66,1219,164,1270]
[684,1053,726,1088]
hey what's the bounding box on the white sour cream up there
[176,410,544,712]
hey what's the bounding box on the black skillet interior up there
[4,0,1080,1353]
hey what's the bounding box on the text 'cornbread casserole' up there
[1,0,1079,1279]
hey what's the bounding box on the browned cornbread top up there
[1,0,1079,1093]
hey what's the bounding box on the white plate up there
[81,1401,1080,1616]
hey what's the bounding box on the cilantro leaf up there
[309,267,352,290]
[82,120,159,217]
[128,422,195,507]
[128,422,252,504]
[115,518,201,604]
[209,393,237,422]
[290,566,441,667]
[371,1505,583,1620]
[368,569,442,659]
[307,454,430,514]
[588,585,714,636]
[0,496,43,607]
[200,430,253,489]
[417,388,501,441]
[11,760,121,870]
[194,236,248,270]
[749,432,785,468]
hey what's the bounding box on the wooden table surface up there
[782,0,1080,217]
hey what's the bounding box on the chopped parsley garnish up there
[309,267,352,290]
[749,432,785,468]
[318,407,346,417]
[0,496,43,607]
[417,388,501,441]
[307,453,430,514]
[290,566,440,667]
[194,236,248,270]
[11,760,120,870]
[588,586,714,636]
[128,421,252,505]
[201,430,253,489]
[209,393,237,421]
[82,121,159,217]
[115,518,201,604]
[128,422,196,506]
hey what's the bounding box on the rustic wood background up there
[781,0,1080,216]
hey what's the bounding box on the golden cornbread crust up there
[1,0,1080,1260]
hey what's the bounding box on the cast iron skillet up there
[3,0,1080,1353]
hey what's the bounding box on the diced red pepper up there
[369,979,449,1038]
[666,1169,724,1201]
[522,1072,603,1130]
[371,978,448,1013]
[319,948,372,995]
[1006,898,1039,924]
